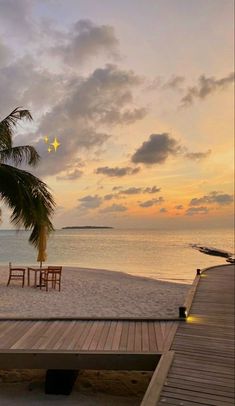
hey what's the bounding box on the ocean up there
[0,228,233,284]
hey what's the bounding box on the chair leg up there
[7,275,11,286]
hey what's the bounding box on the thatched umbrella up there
[37,225,47,268]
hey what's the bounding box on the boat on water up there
[194,245,232,258]
[199,248,230,258]
[226,255,235,264]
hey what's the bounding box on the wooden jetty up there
[0,318,178,371]
[0,264,234,402]
[141,264,235,405]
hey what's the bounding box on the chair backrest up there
[47,266,62,272]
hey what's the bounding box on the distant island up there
[62,226,114,229]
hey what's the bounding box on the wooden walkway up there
[157,264,235,405]
[0,319,178,371]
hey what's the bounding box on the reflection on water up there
[0,228,233,284]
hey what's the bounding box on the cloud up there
[1,36,145,177]
[14,63,144,178]
[78,195,102,209]
[185,150,211,160]
[117,186,161,195]
[100,204,127,213]
[61,64,145,125]
[139,197,164,208]
[0,38,11,67]
[119,187,142,195]
[132,133,181,165]
[186,206,209,216]
[181,72,235,106]
[112,186,123,191]
[190,191,234,206]
[131,133,211,166]
[102,107,147,125]
[0,0,35,40]
[147,75,185,92]
[0,55,64,115]
[96,166,140,177]
[57,168,83,181]
[175,205,184,210]
[51,19,119,66]
[104,194,115,200]
[163,75,185,91]
[143,186,161,194]
[159,207,167,213]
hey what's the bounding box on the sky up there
[0,0,234,229]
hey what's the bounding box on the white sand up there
[0,370,151,405]
[0,265,188,318]
[0,265,189,404]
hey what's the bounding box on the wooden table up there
[27,267,48,288]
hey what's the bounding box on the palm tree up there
[0,107,55,247]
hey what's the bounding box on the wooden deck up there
[0,319,178,370]
[156,264,235,405]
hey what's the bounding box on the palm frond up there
[0,163,55,248]
[0,145,40,166]
[0,107,33,151]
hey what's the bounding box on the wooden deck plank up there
[0,321,33,349]
[119,321,130,351]
[0,321,17,337]
[142,322,150,352]
[88,321,105,350]
[11,321,48,349]
[64,321,89,350]
[161,387,234,405]
[126,321,135,352]
[166,378,235,397]
[163,322,179,351]
[157,264,235,405]
[96,321,111,351]
[104,321,118,350]
[75,321,94,350]
[53,321,77,350]
[154,322,164,351]
[148,322,158,352]
[82,321,101,350]
[29,322,61,349]
[134,322,142,352]
[111,321,123,350]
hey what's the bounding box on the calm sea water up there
[0,228,233,284]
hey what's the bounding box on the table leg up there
[27,268,30,286]
[34,270,37,288]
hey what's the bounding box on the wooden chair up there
[7,262,25,288]
[40,266,62,291]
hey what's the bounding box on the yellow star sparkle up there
[51,137,61,152]
[44,136,49,144]
[48,146,52,153]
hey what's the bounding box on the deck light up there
[179,306,187,319]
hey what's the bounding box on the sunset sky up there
[0,0,234,229]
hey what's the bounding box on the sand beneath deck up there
[0,265,189,404]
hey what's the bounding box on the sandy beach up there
[0,265,189,404]
[0,265,188,319]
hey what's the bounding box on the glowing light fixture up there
[179,306,187,319]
